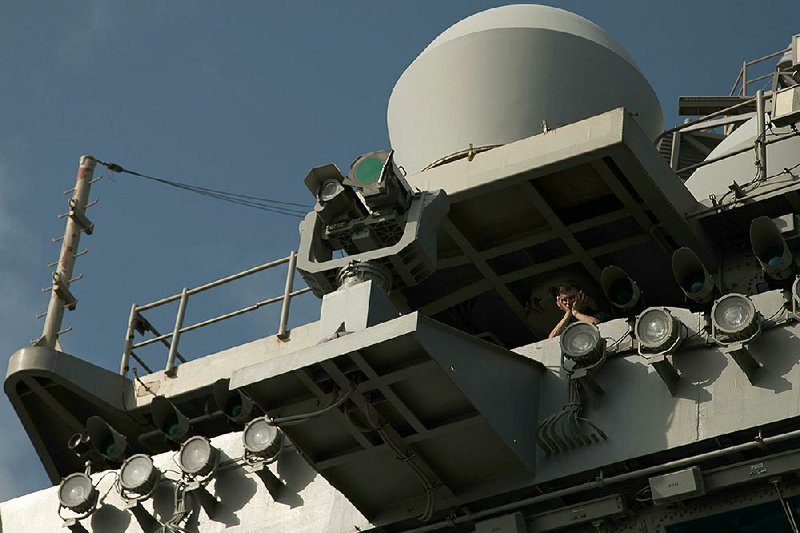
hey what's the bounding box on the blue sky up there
[0,0,796,501]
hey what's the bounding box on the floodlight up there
[560,322,605,365]
[750,216,794,281]
[243,417,283,459]
[178,436,217,477]
[347,150,411,212]
[85,416,128,463]
[58,473,98,514]
[711,293,761,342]
[671,248,715,304]
[119,454,160,496]
[303,164,366,225]
[213,379,256,425]
[601,266,641,310]
[151,396,191,443]
[636,307,686,353]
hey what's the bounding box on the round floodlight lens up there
[120,454,156,492]
[635,308,685,352]
[243,417,283,458]
[58,473,96,513]
[560,322,603,364]
[178,436,216,476]
[318,180,342,203]
[637,310,671,345]
[713,296,753,333]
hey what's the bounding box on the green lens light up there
[104,441,115,456]
[227,400,242,418]
[354,157,384,184]
[163,416,179,436]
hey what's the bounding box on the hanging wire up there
[95,159,310,218]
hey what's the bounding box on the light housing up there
[601,265,641,310]
[119,454,160,497]
[150,396,191,443]
[671,248,715,304]
[213,379,256,425]
[347,150,411,213]
[750,216,794,281]
[85,416,128,463]
[58,473,98,514]
[636,307,686,353]
[711,293,761,342]
[178,436,217,477]
[243,417,284,460]
[303,164,367,225]
[560,322,606,366]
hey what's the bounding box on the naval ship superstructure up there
[4,4,800,532]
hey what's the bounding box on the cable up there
[268,379,358,426]
[96,159,310,218]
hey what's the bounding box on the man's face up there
[558,289,578,308]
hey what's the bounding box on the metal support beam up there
[443,220,540,336]
[348,350,428,434]
[320,360,455,501]
[23,378,84,434]
[423,234,649,316]
[518,182,603,281]
[293,367,376,451]
[439,208,632,270]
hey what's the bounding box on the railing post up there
[756,89,767,180]
[742,60,748,96]
[120,303,138,376]
[166,288,189,376]
[277,251,298,341]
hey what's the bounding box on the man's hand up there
[571,291,587,314]
[556,296,571,315]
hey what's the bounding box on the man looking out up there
[547,281,605,339]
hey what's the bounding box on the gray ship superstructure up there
[4,4,800,532]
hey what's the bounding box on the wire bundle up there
[537,378,607,455]
[97,160,310,218]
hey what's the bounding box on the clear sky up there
[0,0,796,501]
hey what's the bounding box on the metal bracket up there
[648,354,681,395]
[723,342,762,383]
[68,199,94,235]
[571,367,605,395]
[62,518,88,532]
[53,273,78,311]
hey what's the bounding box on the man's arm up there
[548,308,573,339]
[572,310,600,325]
[571,291,600,325]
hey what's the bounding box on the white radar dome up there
[387,4,663,174]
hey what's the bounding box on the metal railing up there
[119,250,311,377]
[729,46,790,97]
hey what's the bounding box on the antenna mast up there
[39,155,97,348]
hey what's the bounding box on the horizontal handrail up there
[130,288,312,350]
[137,256,292,311]
[120,250,310,377]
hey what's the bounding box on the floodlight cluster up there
[57,391,286,528]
